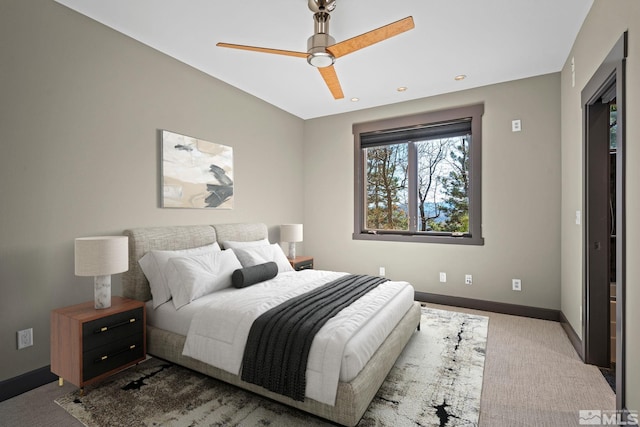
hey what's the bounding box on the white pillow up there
[221,238,270,249]
[166,249,242,310]
[233,243,294,273]
[138,242,221,308]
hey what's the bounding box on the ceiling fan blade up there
[216,42,308,59]
[326,16,415,59]
[318,65,344,99]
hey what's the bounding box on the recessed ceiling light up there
[397,86,408,92]
[351,97,359,102]
[454,74,467,81]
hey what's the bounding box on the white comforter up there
[182,269,413,406]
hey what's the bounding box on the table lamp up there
[75,236,128,309]
[280,224,303,259]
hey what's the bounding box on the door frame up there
[581,32,627,410]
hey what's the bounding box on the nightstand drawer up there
[82,336,145,381]
[296,259,313,270]
[82,307,144,352]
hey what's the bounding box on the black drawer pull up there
[95,318,137,334]
[94,344,137,364]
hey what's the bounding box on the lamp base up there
[94,275,112,309]
[288,242,296,260]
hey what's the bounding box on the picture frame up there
[161,130,234,209]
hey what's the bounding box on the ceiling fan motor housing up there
[307,11,336,67]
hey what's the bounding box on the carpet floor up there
[55,307,488,426]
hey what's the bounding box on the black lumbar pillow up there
[232,261,278,288]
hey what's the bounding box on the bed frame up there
[122,223,421,426]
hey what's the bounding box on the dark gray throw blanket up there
[241,274,388,401]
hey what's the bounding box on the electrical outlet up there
[512,279,522,291]
[465,274,473,285]
[17,328,33,350]
[439,272,447,283]
[512,119,522,132]
[379,267,385,277]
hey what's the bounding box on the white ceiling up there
[54,0,593,120]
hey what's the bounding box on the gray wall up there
[0,0,304,381]
[560,0,640,412]
[303,74,562,310]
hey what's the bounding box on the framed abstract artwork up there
[161,130,234,209]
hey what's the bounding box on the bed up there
[122,223,421,426]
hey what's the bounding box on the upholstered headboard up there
[122,223,268,302]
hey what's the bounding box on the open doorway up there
[582,32,626,410]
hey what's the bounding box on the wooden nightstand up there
[289,256,314,271]
[51,296,146,390]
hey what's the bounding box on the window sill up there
[352,232,484,246]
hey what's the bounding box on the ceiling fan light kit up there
[216,0,414,100]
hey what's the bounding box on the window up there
[353,104,484,245]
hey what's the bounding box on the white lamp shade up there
[280,224,303,243]
[75,236,129,276]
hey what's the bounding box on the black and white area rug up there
[56,307,488,426]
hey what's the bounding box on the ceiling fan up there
[216,0,414,100]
